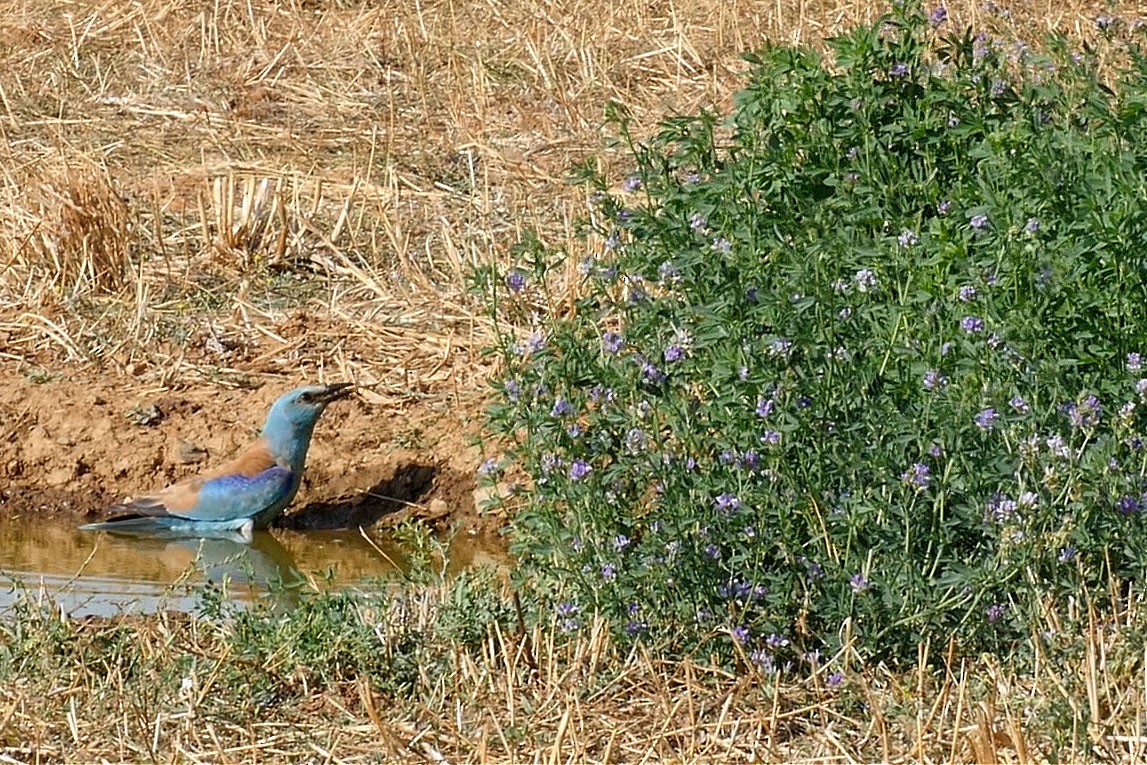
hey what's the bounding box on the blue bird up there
[79,383,354,539]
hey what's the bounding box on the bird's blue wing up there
[179,466,298,522]
[106,466,298,524]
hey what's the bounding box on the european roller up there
[79,383,354,539]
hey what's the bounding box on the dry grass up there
[0,0,1137,402]
[3,578,1147,763]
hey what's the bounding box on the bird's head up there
[265,383,355,435]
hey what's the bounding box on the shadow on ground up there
[276,463,439,530]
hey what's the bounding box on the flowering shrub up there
[481,4,1147,665]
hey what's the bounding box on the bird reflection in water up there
[103,529,306,611]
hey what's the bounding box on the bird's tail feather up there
[79,517,166,532]
[78,516,255,542]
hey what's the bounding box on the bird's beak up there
[314,383,356,405]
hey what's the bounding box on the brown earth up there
[0,369,502,536]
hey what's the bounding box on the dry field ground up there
[3,0,1147,761]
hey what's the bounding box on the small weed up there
[393,427,427,449]
[24,368,54,384]
[126,403,163,426]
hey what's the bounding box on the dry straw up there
[0,0,1123,399]
[2,579,1147,762]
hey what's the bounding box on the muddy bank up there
[0,373,501,535]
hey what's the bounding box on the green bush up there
[481,3,1147,667]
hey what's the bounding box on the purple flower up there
[588,385,614,405]
[624,620,647,636]
[557,602,579,617]
[641,359,666,385]
[958,285,977,302]
[898,229,918,247]
[714,493,742,513]
[889,62,911,77]
[1117,495,1142,514]
[986,493,1017,523]
[602,331,624,354]
[974,407,998,431]
[1096,13,1115,30]
[986,603,1005,622]
[664,344,685,363]
[613,534,631,552]
[750,649,776,674]
[505,270,527,293]
[826,671,845,688]
[929,5,948,25]
[923,369,948,391]
[623,175,642,192]
[1046,434,1070,458]
[756,397,774,418]
[900,462,931,490]
[961,315,985,334]
[689,212,708,230]
[504,379,521,402]
[559,619,580,633]
[568,459,592,481]
[625,275,648,304]
[601,564,617,580]
[704,544,722,560]
[768,337,793,356]
[1024,218,1040,233]
[731,626,751,644]
[849,574,870,593]
[1128,352,1143,373]
[761,430,781,446]
[625,428,647,452]
[551,398,575,418]
[1067,395,1101,429]
[1009,396,1029,413]
[937,200,952,215]
[712,238,731,254]
[1058,545,1076,563]
[929,443,944,458]
[766,633,789,649]
[970,214,990,231]
[477,457,500,477]
[854,268,878,292]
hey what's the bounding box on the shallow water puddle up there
[0,515,505,617]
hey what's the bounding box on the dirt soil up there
[0,371,502,536]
